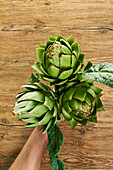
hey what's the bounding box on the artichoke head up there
[32,35,85,85]
[60,80,104,129]
[13,83,57,133]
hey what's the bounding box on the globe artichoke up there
[13,83,57,133]
[60,80,104,129]
[32,35,85,85]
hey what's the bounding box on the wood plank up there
[1,122,113,169]
[0,0,113,30]
[0,0,113,169]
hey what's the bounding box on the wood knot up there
[80,127,85,135]
[2,118,9,124]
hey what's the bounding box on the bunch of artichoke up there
[13,35,113,170]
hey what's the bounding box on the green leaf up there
[32,62,49,76]
[29,73,39,83]
[60,39,72,51]
[44,96,54,110]
[50,36,56,41]
[89,116,97,123]
[82,62,113,88]
[73,87,86,101]
[97,106,104,111]
[36,82,49,92]
[78,53,85,64]
[26,123,39,128]
[22,84,39,91]
[90,86,102,94]
[22,117,39,123]
[58,69,73,80]
[14,101,29,109]
[71,42,80,57]
[62,107,72,121]
[61,45,71,55]
[56,35,65,41]
[71,54,77,68]
[45,40,54,50]
[18,91,45,102]
[47,65,60,78]
[47,122,63,156]
[42,119,53,134]
[32,63,44,75]
[68,118,77,129]
[67,35,74,45]
[63,87,76,100]
[30,104,49,117]
[47,121,65,170]
[84,61,92,71]
[41,76,57,83]
[36,48,45,64]
[50,158,65,170]
[60,55,71,69]
[40,44,46,49]
[38,111,52,125]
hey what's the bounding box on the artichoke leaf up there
[60,54,71,69]
[30,104,49,117]
[60,38,72,51]
[29,73,39,83]
[62,107,72,121]
[44,96,54,110]
[38,111,52,125]
[58,69,73,80]
[36,48,45,64]
[42,119,53,134]
[67,35,74,45]
[73,88,87,101]
[22,117,39,123]
[26,123,39,128]
[68,118,77,129]
[61,45,71,55]
[47,65,60,78]
[18,91,45,103]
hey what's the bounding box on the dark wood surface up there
[0,0,113,169]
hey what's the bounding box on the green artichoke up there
[13,83,57,133]
[60,80,104,129]
[32,35,85,85]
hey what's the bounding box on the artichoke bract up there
[61,80,104,129]
[32,35,85,85]
[13,83,57,133]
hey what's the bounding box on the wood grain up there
[0,0,113,169]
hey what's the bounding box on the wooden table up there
[0,0,113,169]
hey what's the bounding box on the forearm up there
[9,127,48,170]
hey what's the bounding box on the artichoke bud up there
[60,80,104,128]
[32,35,85,85]
[13,83,58,133]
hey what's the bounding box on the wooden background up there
[0,0,113,169]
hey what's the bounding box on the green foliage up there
[47,121,65,170]
[81,62,113,88]
[13,35,113,170]
[30,73,39,83]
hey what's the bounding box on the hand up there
[9,115,63,170]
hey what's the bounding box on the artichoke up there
[13,83,57,133]
[60,80,104,129]
[32,35,85,85]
